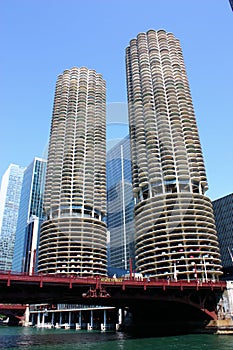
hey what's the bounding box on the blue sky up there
[0,0,232,201]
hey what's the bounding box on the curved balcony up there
[134,193,222,281]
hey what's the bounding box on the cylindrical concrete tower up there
[126,30,222,281]
[38,67,107,277]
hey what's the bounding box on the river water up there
[1,327,233,350]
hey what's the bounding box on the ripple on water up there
[0,327,233,350]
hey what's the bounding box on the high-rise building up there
[230,0,233,11]
[126,29,222,281]
[23,216,42,275]
[107,135,135,273]
[0,164,25,270]
[12,157,47,272]
[212,193,233,278]
[38,67,107,277]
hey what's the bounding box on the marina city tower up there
[126,30,222,281]
[38,67,107,276]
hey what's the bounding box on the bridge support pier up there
[31,313,35,325]
[41,312,45,328]
[118,308,124,324]
[116,308,126,331]
[87,310,93,330]
[23,305,30,327]
[79,310,82,325]
[75,311,82,330]
[116,308,122,330]
[51,312,54,326]
[37,312,41,327]
[101,309,107,331]
[206,281,233,334]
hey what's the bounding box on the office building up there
[38,67,107,276]
[126,29,222,280]
[23,216,43,275]
[12,157,47,272]
[107,135,135,273]
[0,164,25,270]
[230,0,233,11]
[213,193,233,278]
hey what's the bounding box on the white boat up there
[0,317,9,325]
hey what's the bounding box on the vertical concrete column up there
[41,313,45,327]
[101,309,107,331]
[37,312,41,327]
[24,305,30,327]
[79,310,82,326]
[51,312,54,326]
[118,308,123,324]
[69,311,72,327]
[76,310,82,330]
[116,308,123,331]
[59,312,62,325]
[104,309,107,325]
[87,310,93,330]
[101,310,107,332]
[90,310,94,329]
[31,313,35,326]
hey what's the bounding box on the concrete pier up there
[29,304,118,331]
[206,281,233,334]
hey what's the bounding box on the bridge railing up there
[0,270,226,290]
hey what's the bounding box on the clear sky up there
[0,0,232,201]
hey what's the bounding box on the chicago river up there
[1,326,233,350]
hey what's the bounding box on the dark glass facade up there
[24,217,44,274]
[12,158,46,272]
[0,164,25,270]
[213,193,233,279]
[230,0,233,11]
[107,135,135,272]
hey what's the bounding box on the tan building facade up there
[38,67,107,276]
[126,30,222,281]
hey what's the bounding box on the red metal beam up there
[0,304,26,311]
[0,271,226,291]
[0,271,225,322]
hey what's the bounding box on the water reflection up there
[1,327,233,350]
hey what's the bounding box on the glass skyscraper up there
[0,164,25,270]
[213,193,233,278]
[12,157,46,272]
[230,0,233,11]
[126,29,222,281]
[38,67,107,277]
[107,135,135,272]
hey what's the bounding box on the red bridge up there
[0,303,27,325]
[0,271,226,334]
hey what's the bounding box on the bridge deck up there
[0,270,226,291]
[0,271,227,325]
